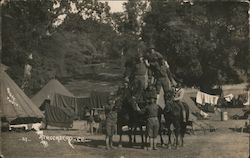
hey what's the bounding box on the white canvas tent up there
[0,65,44,124]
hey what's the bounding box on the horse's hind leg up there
[174,122,181,149]
[167,128,172,149]
[118,134,123,148]
[160,132,164,147]
[159,122,165,147]
[140,126,145,149]
[180,123,187,147]
[133,127,137,143]
[118,125,123,148]
[128,127,133,147]
[144,134,148,150]
[174,129,179,149]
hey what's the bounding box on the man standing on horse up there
[153,58,172,103]
[129,52,148,103]
[144,45,164,86]
[145,45,176,103]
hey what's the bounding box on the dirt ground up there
[1,119,249,158]
[2,75,249,158]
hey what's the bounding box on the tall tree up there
[2,0,55,91]
[142,1,249,88]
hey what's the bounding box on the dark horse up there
[159,90,190,149]
[116,92,147,148]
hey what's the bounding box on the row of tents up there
[0,64,109,128]
[1,63,249,130]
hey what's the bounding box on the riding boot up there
[148,138,153,150]
[153,138,158,150]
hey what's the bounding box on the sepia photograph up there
[0,0,249,158]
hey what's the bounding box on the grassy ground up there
[1,119,249,158]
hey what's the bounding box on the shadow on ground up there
[73,139,148,150]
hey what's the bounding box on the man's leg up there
[153,119,159,150]
[134,78,144,99]
[153,138,158,150]
[105,135,110,150]
[161,78,171,94]
[110,136,114,148]
[110,125,116,149]
[90,123,93,135]
[106,124,111,149]
[149,138,153,150]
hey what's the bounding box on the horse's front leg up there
[118,134,123,148]
[167,128,172,149]
[133,127,137,143]
[140,126,144,149]
[144,132,148,150]
[159,123,165,147]
[180,135,184,147]
[118,125,123,148]
[180,124,186,147]
[159,130,163,144]
[174,126,181,149]
[128,127,133,147]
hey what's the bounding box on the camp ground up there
[1,1,250,158]
[1,42,249,158]
[1,73,248,157]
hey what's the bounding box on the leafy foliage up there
[1,0,249,96]
[142,1,249,88]
[1,0,122,95]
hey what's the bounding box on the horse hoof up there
[167,145,171,150]
[118,144,122,148]
[161,144,166,148]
